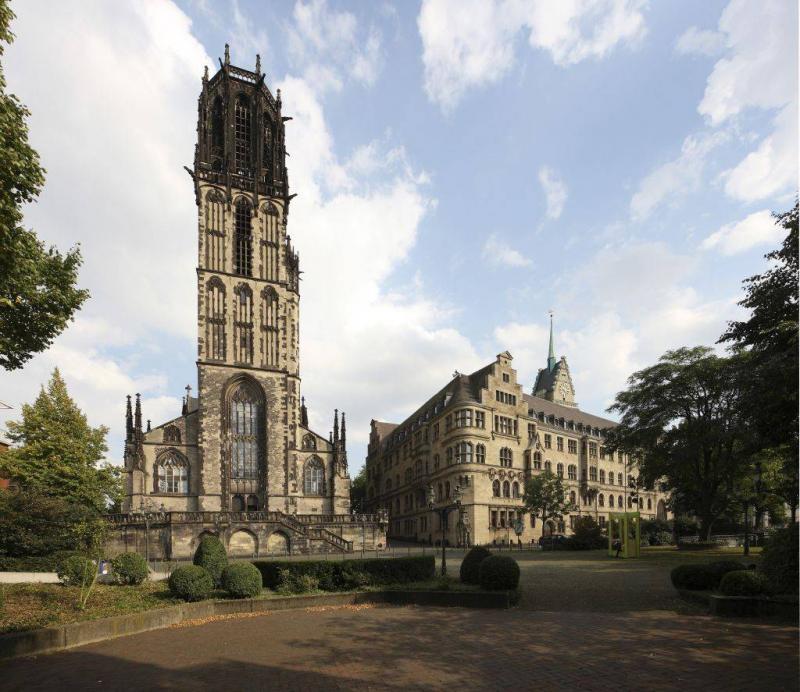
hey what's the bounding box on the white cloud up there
[538,165,567,219]
[701,209,784,255]
[287,0,383,93]
[674,26,725,57]
[418,0,647,111]
[698,0,798,203]
[630,130,729,221]
[483,234,532,267]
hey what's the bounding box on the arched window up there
[608,473,614,486]
[599,469,605,483]
[566,464,575,480]
[205,189,225,271]
[598,493,604,507]
[617,473,623,485]
[456,441,473,464]
[512,482,520,499]
[163,425,181,444]
[647,497,652,510]
[492,480,500,497]
[210,96,224,164]
[544,460,552,472]
[234,95,252,174]
[261,287,279,367]
[569,490,576,505]
[533,452,542,470]
[618,495,623,507]
[304,457,325,495]
[228,379,262,480]
[446,447,453,465]
[476,444,486,464]
[206,278,226,361]
[155,451,189,494]
[233,284,254,365]
[445,481,451,498]
[234,198,253,276]
[589,466,597,481]
[608,495,614,507]
[261,203,279,281]
[556,463,564,478]
[500,448,512,468]
[232,494,245,511]
[246,494,259,511]
[501,480,509,498]
[262,114,273,177]
[302,434,316,451]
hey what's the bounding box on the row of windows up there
[491,480,521,498]
[442,409,486,433]
[533,411,604,437]
[495,390,517,405]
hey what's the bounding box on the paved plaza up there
[2,551,798,691]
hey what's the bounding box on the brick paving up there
[2,604,797,691]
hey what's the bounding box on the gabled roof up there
[524,393,617,430]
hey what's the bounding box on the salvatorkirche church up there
[107,48,387,559]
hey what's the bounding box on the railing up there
[293,514,383,525]
[308,527,352,552]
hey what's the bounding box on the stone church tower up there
[119,49,361,540]
[532,315,577,407]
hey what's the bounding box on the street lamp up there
[743,460,764,557]
[428,483,462,576]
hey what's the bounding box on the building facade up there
[109,48,386,559]
[363,323,670,547]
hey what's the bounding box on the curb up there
[0,589,511,660]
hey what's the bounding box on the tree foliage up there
[0,1,88,370]
[522,469,573,531]
[607,347,752,540]
[0,369,119,513]
[349,466,367,513]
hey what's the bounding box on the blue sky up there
[1,0,797,473]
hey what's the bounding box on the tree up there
[522,470,573,539]
[349,466,367,513]
[0,368,119,513]
[719,202,799,520]
[0,2,88,370]
[607,347,752,540]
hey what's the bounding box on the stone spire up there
[547,311,556,372]
[300,396,308,427]
[340,411,346,449]
[134,393,142,434]
[125,395,133,441]
[333,408,339,446]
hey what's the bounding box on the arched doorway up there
[229,530,257,557]
[266,531,289,555]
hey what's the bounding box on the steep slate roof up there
[523,393,617,431]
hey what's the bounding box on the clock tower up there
[532,315,577,407]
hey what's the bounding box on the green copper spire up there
[547,311,556,372]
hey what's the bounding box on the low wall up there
[0,590,511,660]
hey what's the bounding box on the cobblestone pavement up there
[3,605,797,692]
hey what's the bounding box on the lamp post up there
[743,460,764,557]
[428,483,462,577]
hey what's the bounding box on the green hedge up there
[459,547,492,584]
[221,562,263,599]
[670,564,716,591]
[57,555,96,587]
[719,570,768,597]
[706,560,749,586]
[110,553,149,585]
[478,555,520,591]
[0,551,82,572]
[253,555,435,591]
[761,524,799,595]
[193,535,228,587]
[169,565,214,602]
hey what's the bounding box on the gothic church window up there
[302,433,316,451]
[234,198,253,276]
[155,451,188,494]
[205,190,225,271]
[206,278,226,361]
[261,287,279,367]
[261,203,279,281]
[210,97,224,168]
[234,95,252,174]
[262,115,273,177]
[229,381,262,480]
[233,284,254,365]
[304,457,324,495]
[163,425,181,444]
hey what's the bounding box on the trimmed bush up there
[276,569,320,595]
[761,524,799,595]
[252,555,435,591]
[460,546,492,584]
[168,565,214,602]
[478,555,520,591]
[707,560,748,587]
[670,564,716,591]
[221,562,262,599]
[110,552,149,585]
[193,535,228,587]
[57,555,95,587]
[719,570,768,597]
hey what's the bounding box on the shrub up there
[707,561,748,587]
[670,564,716,591]
[459,546,492,584]
[168,565,214,602]
[275,568,320,595]
[478,555,520,591]
[761,524,799,595]
[221,562,262,599]
[0,550,82,572]
[567,517,606,550]
[193,535,228,587]
[110,552,148,585]
[648,531,674,546]
[340,570,372,590]
[253,555,435,591]
[57,555,95,587]
[719,570,768,597]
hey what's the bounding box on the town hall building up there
[107,48,386,559]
